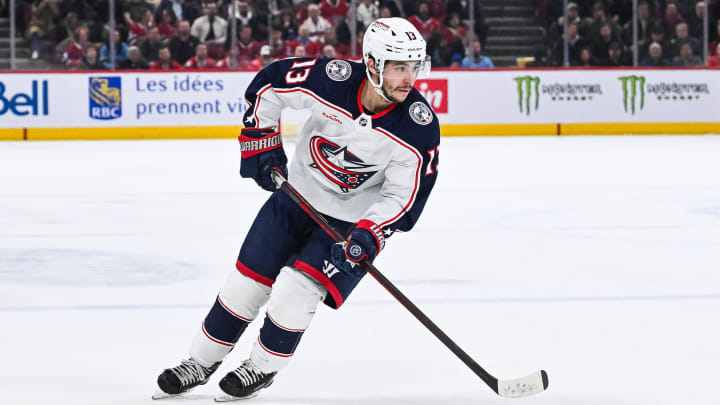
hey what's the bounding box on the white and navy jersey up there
[242,57,440,233]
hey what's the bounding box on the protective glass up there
[381,56,432,81]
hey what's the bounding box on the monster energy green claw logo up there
[619,75,645,114]
[514,76,540,115]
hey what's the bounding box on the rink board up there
[0,68,719,139]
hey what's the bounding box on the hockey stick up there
[270,168,548,398]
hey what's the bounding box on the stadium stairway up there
[483,0,544,67]
[0,16,58,70]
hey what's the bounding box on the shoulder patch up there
[409,101,433,126]
[325,59,352,81]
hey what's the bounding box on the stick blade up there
[496,370,549,398]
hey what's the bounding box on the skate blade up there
[152,390,181,400]
[214,392,259,402]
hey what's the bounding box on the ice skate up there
[214,359,276,402]
[152,358,220,399]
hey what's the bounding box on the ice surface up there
[1,135,719,404]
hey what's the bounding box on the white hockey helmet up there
[363,18,431,101]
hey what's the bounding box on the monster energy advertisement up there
[514,76,603,116]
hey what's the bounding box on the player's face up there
[381,60,421,103]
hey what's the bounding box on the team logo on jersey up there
[309,136,377,193]
[326,59,352,82]
[409,101,433,125]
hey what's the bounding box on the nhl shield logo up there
[409,101,433,125]
[326,59,352,81]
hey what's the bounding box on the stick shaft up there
[271,169,500,393]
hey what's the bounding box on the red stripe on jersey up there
[357,78,397,119]
[292,260,344,308]
[217,296,253,322]
[371,127,422,228]
[202,321,234,347]
[267,312,306,332]
[236,260,275,287]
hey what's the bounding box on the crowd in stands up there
[7,0,490,71]
[538,0,720,67]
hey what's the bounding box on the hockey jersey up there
[242,57,440,234]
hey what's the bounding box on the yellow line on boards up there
[1,123,718,141]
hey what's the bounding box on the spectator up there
[120,46,150,69]
[357,0,379,29]
[54,11,79,59]
[709,43,720,66]
[322,28,346,56]
[408,1,441,41]
[710,18,720,56]
[672,42,703,65]
[526,45,549,67]
[427,0,446,22]
[584,2,621,44]
[561,22,587,66]
[81,45,104,69]
[322,44,337,58]
[157,8,178,40]
[191,1,228,45]
[641,41,671,66]
[62,26,89,68]
[320,0,348,26]
[641,22,672,60]
[294,44,307,57]
[56,11,80,54]
[27,0,61,60]
[664,2,684,38]
[461,40,493,68]
[280,8,298,40]
[687,1,710,39]
[578,46,593,66]
[449,53,463,68]
[379,6,393,19]
[140,27,164,62]
[169,20,199,64]
[100,30,129,69]
[671,22,701,57]
[226,0,265,42]
[155,0,199,25]
[606,41,630,66]
[123,0,155,26]
[268,26,294,59]
[150,46,182,69]
[443,11,466,42]
[301,4,332,42]
[185,43,217,68]
[623,0,654,48]
[550,1,581,43]
[86,10,107,43]
[235,25,262,64]
[128,9,155,45]
[590,23,614,65]
[250,44,274,70]
[295,25,321,57]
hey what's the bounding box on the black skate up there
[152,358,220,399]
[215,359,277,402]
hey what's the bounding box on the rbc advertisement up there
[0,72,253,128]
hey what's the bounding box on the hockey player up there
[154,17,440,401]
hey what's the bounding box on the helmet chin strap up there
[365,62,393,103]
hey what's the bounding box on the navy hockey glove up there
[239,127,288,191]
[330,220,386,277]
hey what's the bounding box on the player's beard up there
[382,82,413,103]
